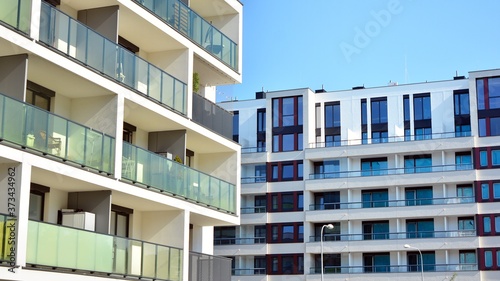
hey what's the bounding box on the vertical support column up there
[182,210,190,281]
[444,216,448,232]
[15,162,31,269]
[30,0,42,40]
[442,183,447,198]
[186,49,194,119]
[114,95,125,178]
[441,150,445,166]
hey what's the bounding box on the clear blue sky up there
[216,0,500,102]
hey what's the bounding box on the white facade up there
[217,69,500,280]
[0,0,242,280]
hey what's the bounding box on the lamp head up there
[326,224,334,229]
[404,244,411,248]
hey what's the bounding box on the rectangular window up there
[282,193,294,211]
[232,111,239,142]
[272,99,279,128]
[363,253,390,272]
[485,250,493,267]
[257,109,266,133]
[315,253,341,273]
[268,192,303,212]
[404,155,432,173]
[482,183,490,200]
[414,94,431,120]
[408,251,435,272]
[325,102,341,128]
[314,222,340,241]
[282,225,294,242]
[405,187,433,206]
[272,135,279,152]
[325,135,341,147]
[404,95,410,121]
[254,256,266,274]
[493,150,500,166]
[361,158,388,176]
[484,217,491,233]
[494,183,500,199]
[255,165,266,183]
[457,184,474,202]
[363,221,389,240]
[361,99,367,125]
[406,219,434,238]
[371,130,388,143]
[314,160,340,179]
[269,161,302,181]
[414,127,432,140]
[282,97,295,126]
[455,91,470,115]
[362,189,388,208]
[458,217,475,231]
[371,98,387,124]
[214,226,236,245]
[455,152,472,170]
[314,192,340,210]
[254,195,266,213]
[282,134,294,151]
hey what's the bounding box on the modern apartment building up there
[0,0,241,280]
[217,69,500,280]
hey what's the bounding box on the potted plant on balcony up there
[193,72,200,93]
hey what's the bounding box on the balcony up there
[309,229,476,242]
[27,220,183,281]
[0,0,31,34]
[309,263,478,274]
[241,206,266,214]
[241,147,266,154]
[309,131,472,149]
[0,93,115,174]
[191,93,233,139]
[189,252,232,281]
[214,237,266,245]
[309,196,475,211]
[39,2,187,115]
[122,142,236,214]
[241,176,266,184]
[135,0,238,71]
[309,164,473,180]
[233,268,266,276]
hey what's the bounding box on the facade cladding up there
[0,0,242,280]
[217,69,500,280]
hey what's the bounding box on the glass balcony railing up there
[309,164,473,180]
[39,2,187,114]
[310,131,472,149]
[241,206,266,214]
[310,263,478,274]
[241,176,266,184]
[122,142,236,214]
[214,237,266,245]
[0,0,31,34]
[135,0,238,71]
[309,196,475,210]
[0,93,115,174]
[27,220,183,281]
[233,268,266,276]
[190,252,232,281]
[191,93,233,139]
[309,229,476,242]
[0,214,16,263]
[241,146,266,154]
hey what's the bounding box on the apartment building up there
[0,0,242,280]
[217,69,500,281]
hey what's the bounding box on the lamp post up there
[321,224,334,281]
[404,244,424,281]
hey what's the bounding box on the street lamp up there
[404,244,424,281]
[321,224,334,281]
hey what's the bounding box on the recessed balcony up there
[308,263,478,275]
[134,0,238,71]
[39,2,187,115]
[122,142,236,214]
[0,92,115,174]
[26,219,183,281]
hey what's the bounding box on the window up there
[363,221,389,240]
[313,160,340,179]
[268,223,303,243]
[325,102,340,128]
[476,147,500,169]
[361,158,388,176]
[363,253,390,272]
[404,155,432,173]
[459,250,476,270]
[282,134,294,151]
[257,109,266,133]
[361,99,367,125]
[315,254,341,274]
[456,184,474,202]
[267,192,303,212]
[404,95,410,121]
[458,217,475,233]
[254,195,266,213]
[255,165,266,183]
[214,226,236,245]
[325,134,341,147]
[314,192,340,210]
[406,219,434,238]
[479,248,500,270]
[272,133,302,152]
[478,214,500,236]
[362,189,388,208]
[371,98,387,124]
[414,94,431,120]
[254,256,266,275]
[232,111,239,142]
[267,254,304,275]
[477,77,500,137]
[272,97,303,152]
[455,152,472,170]
[405,187,432,206]
[314,222,340,241]
[123,122,136,143]
[269,161,303,182]
[371,130,388,143]
[26,81,54,111]
[407,251,435,272]
[110,205,132,237]
[29,183,50,221]
[477,181,500,202]
[454,90,471,137]
[415,127,432,140]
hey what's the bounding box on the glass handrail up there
[0,92,115,174]
[309,229,476,242]
[27,220,183,281]
[309,196,476,210]
[135,0,238,70]
[214,237,266,245]
[309,164,473,179]
[122,142,236,214]
[310,263,478,274]
[39,2,187,114]
[0,0,32,34]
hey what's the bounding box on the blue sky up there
[216,0,500,102]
